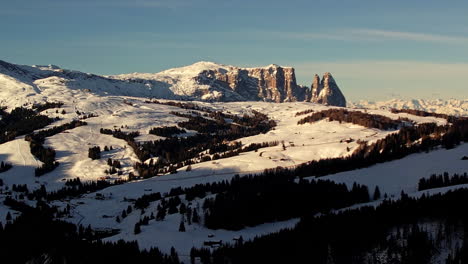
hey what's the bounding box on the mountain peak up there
[309,72,346,107]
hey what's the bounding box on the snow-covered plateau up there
[0,59,467,263]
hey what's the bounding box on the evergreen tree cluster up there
[146,100,214,112]
[0,161,12,173]
[390,108,455,121]
[99,128,140,141]
[31,101,64,113]
[418,172,468,191]
[0,106,55,144]
[202,174,370,230]
[134,192,162,210]
[11,184,29,193]
[78,113,99,120]
[172,109,275,139]
[298,108,411,130]
[294,108,315,116]
[27,179,126,202]
[192,188,468,264]
[149,126,187,137]
[105,158,122,175]
[0,197,180,264]
[88,146,101,160]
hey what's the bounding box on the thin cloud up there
[351,29,468,44]
[258,29,468,44]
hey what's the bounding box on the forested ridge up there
[298,108,413,130]
[191,188,468,264]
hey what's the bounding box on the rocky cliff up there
[309,72,346,107]
[194,64,307,102]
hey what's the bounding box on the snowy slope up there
[113,61,232,96]
[1,58,466,260]
[350,98,468,116]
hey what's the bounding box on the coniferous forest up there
[1,99,468,263]
[191,188,468,264]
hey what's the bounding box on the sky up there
[1,0,468,101]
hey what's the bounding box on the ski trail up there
[16,139,26,166]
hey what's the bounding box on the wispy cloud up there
[1,0,197,12]
[260,28,468,44]
[350,29,468,44]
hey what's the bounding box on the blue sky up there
[1,0,468,101]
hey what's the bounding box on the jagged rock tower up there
[310,72,346,107]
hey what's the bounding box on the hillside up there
[350,98,468,116]
[0,59,467,263]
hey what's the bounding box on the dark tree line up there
[25,178,126,202]
[130,171,370,231]
[31,101,64,113]
[100,128,140,142]
[88,146,101,160]
[192,188,468,264]
[25,120,87,176]
[418,172,468,191]
[390,108,456,122]
[202,173,370,230]
[0,106,55,144]
[298,108,412,130]
[0,161,12,173]
[295,108,315,116]
[146,100,214,113]
[0,197,180,264]
[171,110,276,139]
[149,126,186,137]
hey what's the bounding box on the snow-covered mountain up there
[349,98,468,116]
[0,59,346,106]
[1,58,468,261]
[111,61,309,102]
[112,62,351,104]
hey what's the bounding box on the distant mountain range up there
[0,59,346,106]
[2,59,466,115]
[349,99,468,116]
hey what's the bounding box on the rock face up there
[0,59,345,105]
[194,64,307,102]
[310,72,346,107]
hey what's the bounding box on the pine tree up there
[373,186,381,200]
[192,208,199,223]
[170,247,180,264]
[179,203,187,215]
[179,220,186,232]
[156,207,166,221]
[134,223,141,234]
[6,212,11,221]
